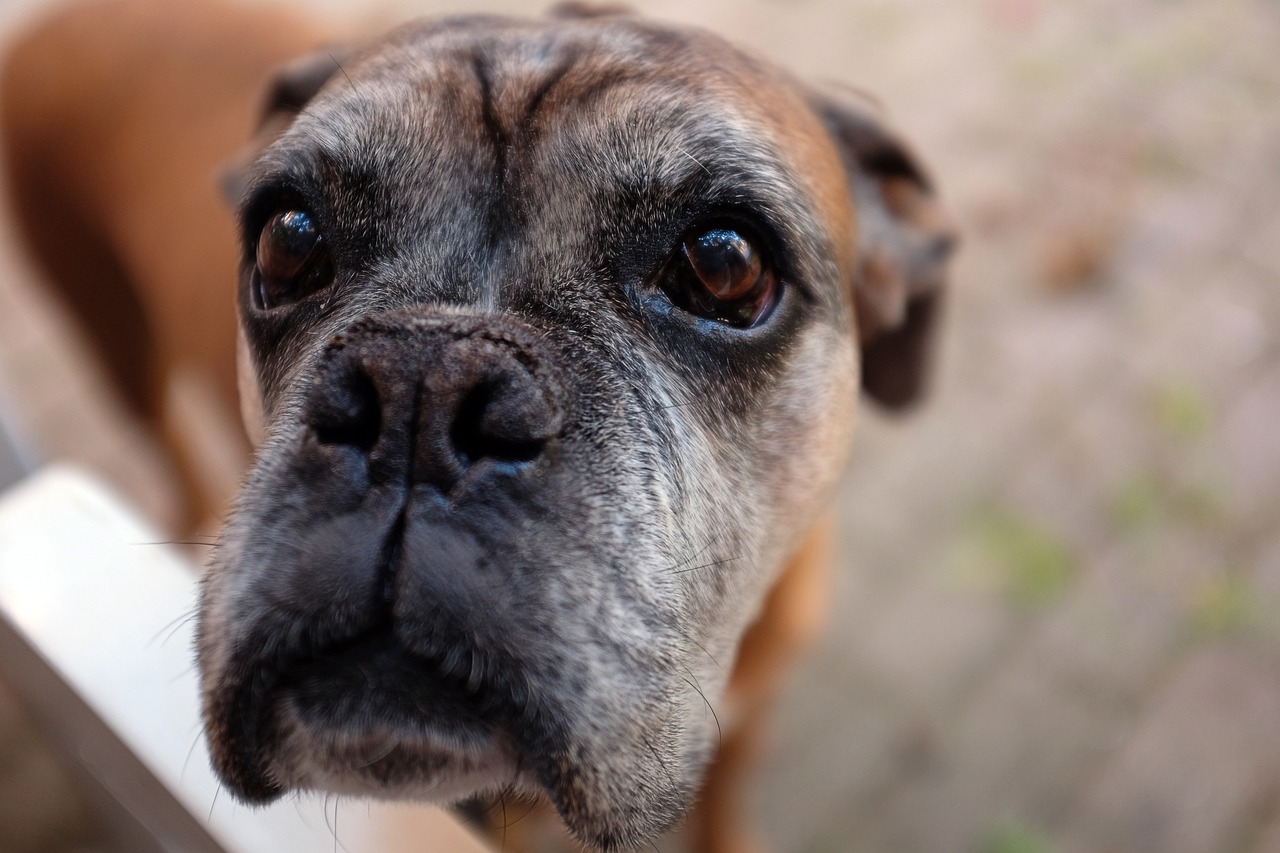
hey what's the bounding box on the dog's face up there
[197,10,952,850]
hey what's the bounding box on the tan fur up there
[1,0,325,523]
[691,518,834,853]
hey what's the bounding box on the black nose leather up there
[307,312,565,492]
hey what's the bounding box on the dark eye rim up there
[239,178,317,249]
[248,207,335,311]
[659,218,784,329]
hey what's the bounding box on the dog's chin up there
[209,631,525,801]
[258,637,527,803]
[267,709,522,804]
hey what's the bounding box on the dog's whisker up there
[133,539,219,548]
[662,540,717,573]
[181,730,202,781]
[159,620,198,648]
[496,791,506,851]
[353,740,397,768]
[321,793,344,853]
[333,797,352,853]
[168,665,197,684]
[147,606,199,647]
[672,142,711,176]
[638,733,678,796]
[506,797,540,831]
[680,669,723,750]
[321,792,354,853]
[670,555,743,575]
[326,794,336,853]
[207,782,222,822]
[678,636,721,668]
[496,773,539,832]
[328,52,355,93]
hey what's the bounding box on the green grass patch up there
[1109,471,1227,538]
[970,508,1077,608]
[981,818,1057,853]
[1111,473,1164,532]
[1151,379,1212,443]
[1192,572,1262,639]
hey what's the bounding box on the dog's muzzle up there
[202,311,581,802]
[202,307,692,846]
[308,311,567,496]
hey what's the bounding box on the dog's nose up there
[307,313,566,491]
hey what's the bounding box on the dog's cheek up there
[764,330,859,527]
[689,329,857,678]
[684,328,857,635]
[236,324,266,448]
[195,546,237,694]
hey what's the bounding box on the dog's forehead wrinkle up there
[379,13,705,80]
[321,31,808,202]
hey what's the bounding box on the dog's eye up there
[665,226,779,327]
[254,210,333,309]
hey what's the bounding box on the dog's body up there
[1,2,953,850]
[0,0,328,524]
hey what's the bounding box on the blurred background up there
[0,0,1277,850]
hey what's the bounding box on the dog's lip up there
[210,624,530,803]
[274,630,515,723]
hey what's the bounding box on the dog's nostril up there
[450,380,550,467]
[312,368,381,450]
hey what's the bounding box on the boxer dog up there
[1,2,954,850]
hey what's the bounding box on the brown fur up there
[1,0,326,522]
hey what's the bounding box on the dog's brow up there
[237,156,329,230]
[520,63,573,128]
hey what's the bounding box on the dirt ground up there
[1,0,1278,851]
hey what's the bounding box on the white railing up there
[0,467,491,853]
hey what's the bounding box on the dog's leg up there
[691,517,834,853]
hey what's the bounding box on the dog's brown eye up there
[667,226,779,327]
[254,210,333,309]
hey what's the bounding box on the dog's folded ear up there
[814,88,957,410]
[256,48,354,124]
[220,48,352,204]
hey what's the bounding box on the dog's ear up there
[220,48,352,204]
[814,88,957,410]
[256,48,354,126]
